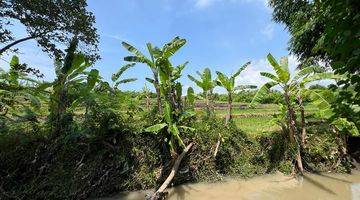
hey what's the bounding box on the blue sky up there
[1,0,301,93]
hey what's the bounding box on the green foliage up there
[186,87,195,109]
[188,68,216,93]
[1,30,358,199]
[49,38,100,136]
[216,62,254,123]
[0,55,45,125]
[332,118,359,137]
[111,63,137,89]
[0,0,99,60]
[307,88,359,137]
[188,67,216,114]
[252,53,338,107]
[215,62,252,92]
[270,0,360,130]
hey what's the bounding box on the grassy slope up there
[211,103,318,136]
[233,116,280,136]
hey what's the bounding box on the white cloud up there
[235,58,269,87]
[195,0,215,8]
[261,23,274,39]
[235,55,300,87]
[194,0,270,9]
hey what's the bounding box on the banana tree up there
[145,102,195,156]
[49,38,99,137]
[251,54,305,174]
[122,37,186,114]
[121,41,162,113]
[185,87,195,110]
[147,65,193,153]
[188,68,216,114]
[293,66,340,147]
[215,61,253,124]
[160,61,188,111]
[0,56,43,119]
[111,63,137,90]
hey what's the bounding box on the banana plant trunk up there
[297,95,306,148]
[225,92,232,125]
[205,90,210,115]
[284,91,304,174]
[51,86,68,138]
[209,90,215,113]
[155,83,162,115]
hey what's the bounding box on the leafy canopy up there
[0,0,99,60]
[251,53,339,105]
[270,0,360,126]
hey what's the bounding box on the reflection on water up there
[100,170,360,200]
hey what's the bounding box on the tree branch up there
[0,35,36,55]
[150,142,194,200]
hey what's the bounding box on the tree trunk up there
[209,89,215,113]
[155,83,162,115]
[297,95,306,148]
[285,91,304,174]
[225,92,232,125]
[0,35,35,55]
[151,143,194,200]
[205,90,210,115]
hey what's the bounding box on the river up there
[100,170,360,200]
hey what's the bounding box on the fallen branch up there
[151,142,194,200]
[214,135,221,158]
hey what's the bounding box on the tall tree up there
[215,61,253,124]
[0,0,99,60]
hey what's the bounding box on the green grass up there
[215,104,317,115]
[210,103,319,136]
[215,107,277,115]
[233,116,281,136]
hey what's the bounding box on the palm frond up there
[251,81,278,105]
[112,63,136,82]
[267,53,290,83]
[260,72,279,82]
[162,37,186,58]
[294,65,325,80]
[232,61,250,79]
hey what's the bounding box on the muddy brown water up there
[99,171,360,200]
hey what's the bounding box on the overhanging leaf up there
[144,123,167,133]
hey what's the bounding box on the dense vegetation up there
[0,0,359,199]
